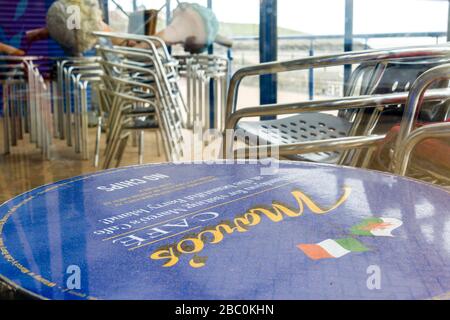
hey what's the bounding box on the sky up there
[111,0,449,35]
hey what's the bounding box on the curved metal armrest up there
[223,88,450,156]
[233,135,386,159]
[97,47,164,82]
[396,63,450,149]
[394,122,450,176]
[103,74,159,96]
[103,88,160,108]
[226,45,450,117]
[93,32,170,60]
[101,60,159,78]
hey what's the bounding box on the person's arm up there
[100,22,139,46]
[0,42,25,56]
[25,27,50,43]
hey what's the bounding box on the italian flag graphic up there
[297,238,368,260]
[350,217,403,237]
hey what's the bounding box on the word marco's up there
[150,187,352,268]
[96,174,169,192]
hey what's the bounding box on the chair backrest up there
[223,44,450,163]
[338,57,450,166]
[343,58,449,115]
[95,40,185,162]
[96,32,189,122]
[391,63,450,172]
[174,53,229,130]
[226,45,450,116]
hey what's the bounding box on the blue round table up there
[0,161,449,300]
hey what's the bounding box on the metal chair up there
[100,75,161,168]
[175,54,229,131]
[55,57,103,159]
[387,64,450,187]
[96,51,160,167]
[1,56,54,159]
[95,39,184,167]
[1,60,27,153]
[223,45,450,167]
[94,32,188,124]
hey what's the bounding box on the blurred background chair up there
[175,54,229,131]
[55,57,103,159]
[383,63,450,188]
[95,32,186,168]
[1,56,54,159]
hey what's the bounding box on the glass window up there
[108,0,170,33]
[277,0,345,102]
[275,0,449,104]
[212,0,261,107]
[354,0,448,48]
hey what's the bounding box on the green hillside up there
[219,22,306,37]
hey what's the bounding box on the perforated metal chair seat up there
[237,113,351,163]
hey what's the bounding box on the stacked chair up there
[176,54,229,131]
[1,55,103,161]
[383,63,450,187]
[93,32,187,168]
[54,57,103,160]
[1,33,230,168]
[1,57,28,154]
[223,45,450,187]
[1,56,54,159]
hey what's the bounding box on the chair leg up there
[138,130,144,165]
[103,119,128,169]
[73,84,81,154]
[103,131,120,169]
[2,87,11,155]
[115,134,129,168]
[17,85,24,141]
[94,117,102,167]
[1,113,10,155]
[132,130,138,147]
[10,85,17,147]
[103,106,126,158]
[103,125,120,169]
[80,85,89,160]
[155,130,161,157]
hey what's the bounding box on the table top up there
[1,161,449,300]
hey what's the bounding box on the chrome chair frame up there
[58,58,103,150]
[226,89,450,160]
[95,39,186,165]
[223,45,450,165]
[1,64,26,153]
[97,54,171,167]
[96,46,183,138]
[391,64,450,183]
[1,56,54,158]
[71,70,103,159]
[93,32,188,124]
[176,54,229,130]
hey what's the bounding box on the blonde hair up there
[47,0,104,55]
